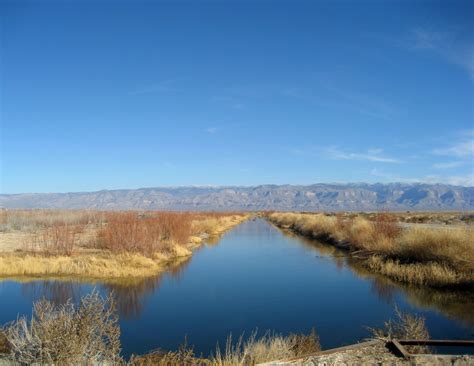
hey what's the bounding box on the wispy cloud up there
[325,147,401,163]
[205,127,219,134]
[371,168,474,186]
[433,138,474,158]
[433,161,464,169]
[408,28,474,79]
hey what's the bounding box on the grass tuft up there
[368,308,430,353]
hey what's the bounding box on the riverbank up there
[4,290,470,365]
[0,210,248,280]
[267,212,474,288]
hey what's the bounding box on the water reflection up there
[19,256,194,320]
[369,279,398,304]
[279,227,474,328]
[2,219,472,358]
[22,280,83,306]
[105,257,193,319]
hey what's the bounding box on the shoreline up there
[0,215,248,281]
[267,213,474,289]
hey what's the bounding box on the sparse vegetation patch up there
[0,210,248,279]
[267,212,474,287]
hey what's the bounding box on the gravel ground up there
[259,340,474,366]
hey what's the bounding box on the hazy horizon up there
[2,180,474,196]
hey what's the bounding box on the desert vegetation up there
[267,212,474,287]
[0,209,248,279]
[1,290,122,365]
[1,290,431,365]
[130,330,320,366]
[334,211,474,226]
[368,308,430,353]
[1,291,320,365]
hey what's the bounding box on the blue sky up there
[1,0,473,193]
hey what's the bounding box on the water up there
[1,219,473,358]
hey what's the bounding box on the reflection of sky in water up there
[0,219,472,358]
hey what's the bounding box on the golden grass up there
[395,227,474,271]
[0,212,248,280]
[366,256,469,287]
[129,329,320,366]
[192,215,246,236]
[268,212,474,287]
[0,251,189,279]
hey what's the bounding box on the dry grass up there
[395,227,474,271]
[0,209,104,232]
[1,289,428,364]
[369,308,430,353]
[0,251,191,279]
[211,329,320,365]
[192,215,246,236]
[366,256,469,287]
[268,212,474,287]
[2,290,123,364]
[129,341,204,366]
[0,211,247,279]
[129,329,320,366]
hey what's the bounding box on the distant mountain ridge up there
[1,183,473,211]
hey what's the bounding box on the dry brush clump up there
[369,308,430,353]
[1,292,430,365]
[94,212,247,256]
[129,340,204,366]
[24,222,79,256]
[129,329,320,366]
[211,329,320,366]
[2,290,123,365]
[95,212,192,256]
[0,210,247,279]
[267,212,474,286]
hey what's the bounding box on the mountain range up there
[1,183,473,211]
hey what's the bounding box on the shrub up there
[24,222,78,256]
[129,340,204,366]
[2,290,123,365]
[373,213,402,240]
[211,329,320,365]
[129,329,320,366]
[155,212,192,244]
[369,308,430,353]
[96,212,193,256]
